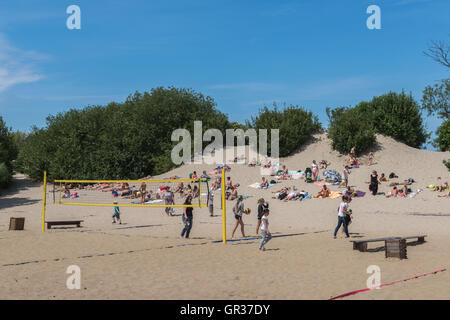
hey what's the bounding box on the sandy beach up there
[1,133,449,300]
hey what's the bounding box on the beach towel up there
[131,199,164,205]
[249,183,276,189]
[329,191,343,199]
[230,195,251,200]
[314,181,325,187]
[355,191,366,197]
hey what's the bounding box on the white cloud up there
[0,33,46,93]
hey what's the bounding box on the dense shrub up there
[444,160,450,172]
[17,87,232,181]
[0,116,17,171]
[0,162,11,188]
[247,104,321,157]
[435,119,450,151]
[326,106,376,156]
[0,116,16,188]
[357,91,428,148]
[327,91,428,155]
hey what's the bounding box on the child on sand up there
[208,192,214,216]
[164,187,175,216]
[259,208,272,251]
[341,165,350,188]
[112,200,122,224]
[368,152,374,166]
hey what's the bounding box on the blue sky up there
[0,0,448,148]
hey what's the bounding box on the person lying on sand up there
[248,158,256,167]
[260,177,269,189]
[438,190,450,198]
[345,186,356,198]
[314,185,331,198]
[263,159,271,168]
[386,186,406,198]
[433,182,448,192]
[319,160,329,169]
[272,187,291,200]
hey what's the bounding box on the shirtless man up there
[314,185,331,198]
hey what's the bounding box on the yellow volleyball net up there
[52,177,210,208]
[42,170,227,243]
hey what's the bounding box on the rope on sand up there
[328,268,447,300]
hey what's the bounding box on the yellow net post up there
[222,168,226,244]
[41,171,47,232]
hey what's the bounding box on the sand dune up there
[1,133,449,299]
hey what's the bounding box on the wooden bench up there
[46,220,84,229]
[351,235,427,259]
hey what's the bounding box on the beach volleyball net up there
[51,178,210,208]
[42,170,227,243]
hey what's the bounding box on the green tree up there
[0,116,16,187]
[17,87,232,181]
[357,91,428,148]
[248,104,321,157]
[326,106,376,156]
[434,119,450,151]
[422,79,449,120]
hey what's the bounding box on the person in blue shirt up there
[112,200,121,224]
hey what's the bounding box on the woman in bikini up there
[231,196,246,238]
[311,160,319,181]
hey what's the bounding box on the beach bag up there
[389,172,397,179]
